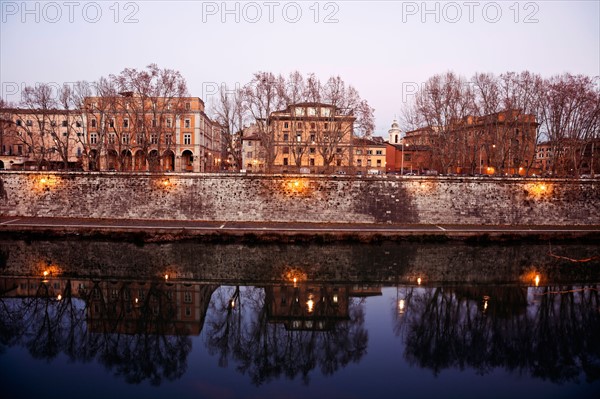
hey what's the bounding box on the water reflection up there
[394,284,600,383]
[205,284,369,385]
[0,240,599,395]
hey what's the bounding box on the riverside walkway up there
[1,216,599,242]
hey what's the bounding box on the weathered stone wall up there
[0,171,598,225]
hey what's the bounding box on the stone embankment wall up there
[0,171,598,225]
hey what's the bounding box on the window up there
[166,118,172,128]
[376,159,382,167]
[247,141,252,147]
[324,123,328,130]
[283,133,289,141]
[310,122,316,130]
[50,120,56,127]
[308,107,316,116]
[367,159,372,166]
[151,134,158,144]
[16,119,22,126]
[367,150,373,155]
[26,120,32,126]
[283,157,288,166]
[91,119,96,128]
[123,118,129,128]
[310,147,316,154]
[183,291,192,303]
[152,119,157,128]
[284,122,289,129]
[122,134,130,144]
[376,150,383,155]
[310,134,315,142]
[62,120,68,127]
[294,107,304,116]
[184,133,191,145]
[108,133,116,144]
[62,132,67,137]
[296,133,302,142]
[184,119,191,128]
[165,134,172,146]
[90,133,98,144]
[185,102,191,110]
[336,159,342,166]
[297,122,302,129]
[356,149,362,155]
[283,146,289,154]
[247,151,253,159]
[136,134,144,144]
[336,148,342,153]
[310,158,315,166]
[109,119,114,128]
[357,159,362,166]
[76,121,81,128]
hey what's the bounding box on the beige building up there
[242,102,357,174]
[353,137,386,174]
[0,108,84,170]
[83,94,220,173]
[0,93,221,173]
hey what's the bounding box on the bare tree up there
[239,71,374,174]
[407,72,475,174]
[10,83,79,170]
[213,84,245,171]
[241,72,287,173]
[539,74,600,177]
[109,64,188,172]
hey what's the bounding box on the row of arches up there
[88,149,194,172]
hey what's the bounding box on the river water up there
[0,239,598,399]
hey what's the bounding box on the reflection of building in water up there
[86,280,217,335]
[265,284,381,331]
[350,284,383,297]
[453,286,528,316]
[0,276,216,336]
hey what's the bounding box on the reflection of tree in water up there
[0,280,86,362]
[205,285,368,385]
[0,279,213,386]
[396,285,600,383]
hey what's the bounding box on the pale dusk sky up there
[1,1,598,136]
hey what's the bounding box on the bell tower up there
[388,119,402,144]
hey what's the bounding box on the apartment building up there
[404,110,539,175]
[241,102,357,173]
[0,108,84,170]
[0,93,221,172]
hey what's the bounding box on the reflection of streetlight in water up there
[307,295,314,313]
[483,295,490,312]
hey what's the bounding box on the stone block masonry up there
[0,172,598,225]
